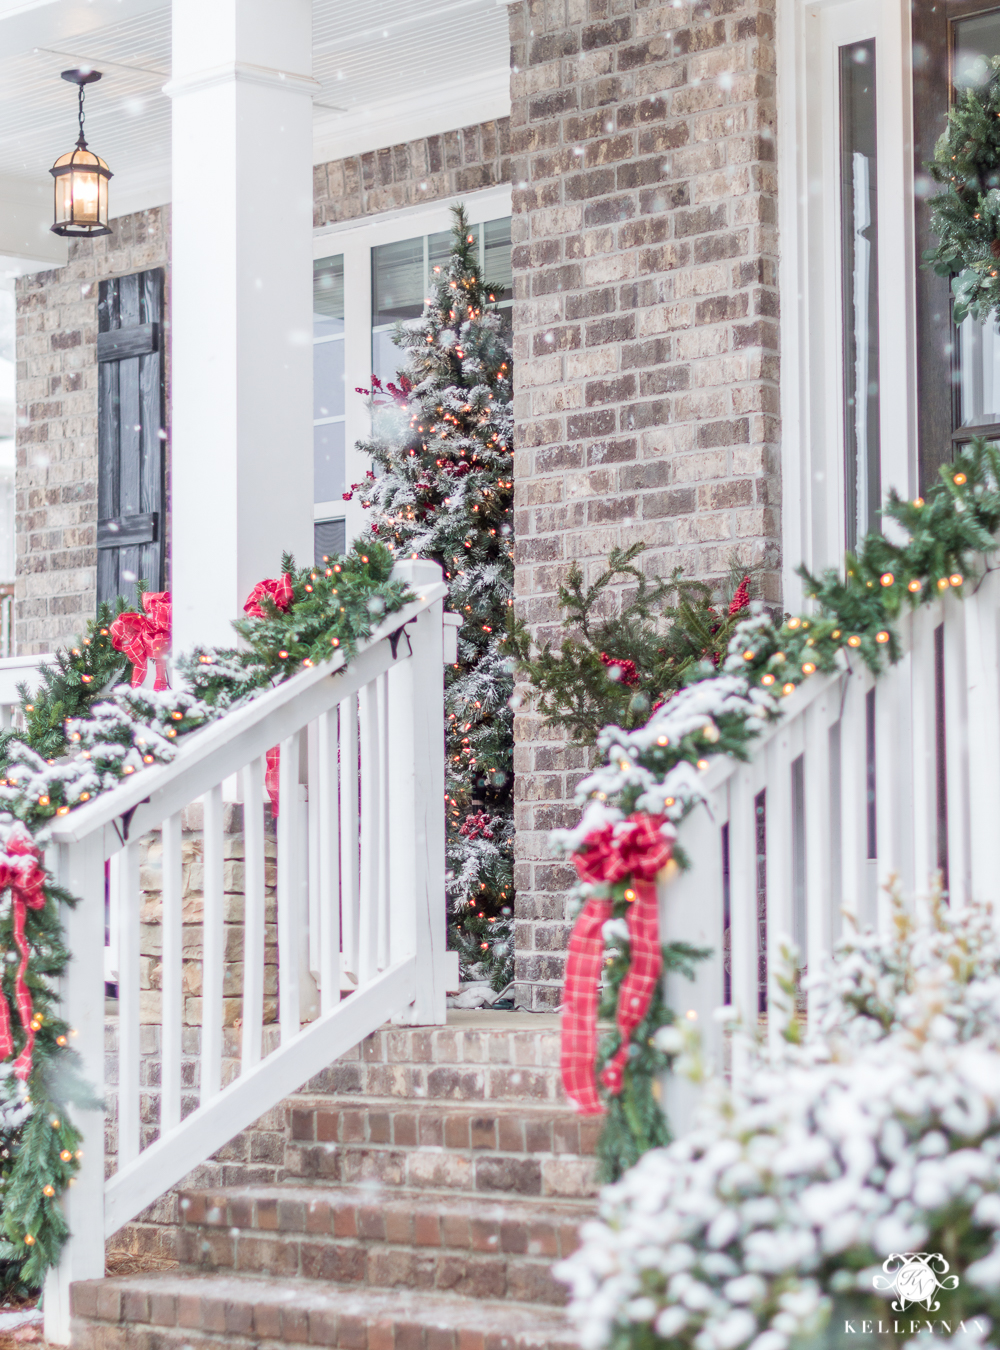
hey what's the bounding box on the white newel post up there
[387,561,447,1024]
[43,836,107,1345]
[167,0,316,652]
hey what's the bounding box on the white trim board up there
[776,0,917,610]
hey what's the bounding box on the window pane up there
[954,11,1000,90]
[314,517,346,563]
[314,339,345,420]
[373,236,424,326]
[954,12,1000,430]
[429,228,456,278]
[314,421,345,502]
[840,40,880,551]
[484,217,512,303]
[314,255,344,337]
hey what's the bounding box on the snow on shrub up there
[557,897,1000,1350]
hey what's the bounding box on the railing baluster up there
[340,691,360,983]
[963,570,1000,904]
[306,720,321,987]
[838,664,869,928]
[201,786,224,1100]
[358,680,381,984]
[803,690,834,1008]
[160,813,183,1133]
[43,833,107,1345]
[240,757,266,1069]
[116,842,141,1166]
[317,709,341,1013]
[909,603,939,903]
[765,731,793,1049]
[727,765,757,1042]
[874,631,915,925]
[943,593,972,907]
[277,732,302,1039]
[377,671,391,973]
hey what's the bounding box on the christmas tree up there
[351,205,515,991]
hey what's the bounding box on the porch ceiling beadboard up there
[0,0,510,251]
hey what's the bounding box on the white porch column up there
[167,0,315,652]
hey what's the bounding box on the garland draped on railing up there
[556,436,1000,1180]
[0,540,412,1286]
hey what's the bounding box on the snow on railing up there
[661,569,1000,1130]
[40,560,449,1344]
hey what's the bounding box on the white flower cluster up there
[557,899,1000,1350]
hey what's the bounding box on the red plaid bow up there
[111,591,171,691]
[243,576,294,816]
[243,574,294,619]
[561,814,672,1114]
[0,827,49,1081]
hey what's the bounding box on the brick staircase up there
[72,1013,595,1350]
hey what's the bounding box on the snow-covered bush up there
[558,898,1000,1350]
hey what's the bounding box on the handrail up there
[46,581,447,849]
[41,560,449,1345]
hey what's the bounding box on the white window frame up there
[778,0,917,608]
[311,183,513,547]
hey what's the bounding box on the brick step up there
[301,1019,566,1105]
[175,1184,586,1305]
[283,1097,598,1198]
[71,1272,578,1350]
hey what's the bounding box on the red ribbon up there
[0,827,48,1081]
[560,814,672,1114]
[243,576,294,816]
[111,591,172,691]
[243,574,293,620]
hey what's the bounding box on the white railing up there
[0,651,55,726]
[661,566,1000,1128]
[41,560,449,1344]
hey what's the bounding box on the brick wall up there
[14,208,170,654]
[313,121,510,227]
[507,0,781,1008]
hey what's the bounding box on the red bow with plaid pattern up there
[244,575,294,815]
[561,814,672,1114]
[0,826,49,1081]
[110,591,172,691]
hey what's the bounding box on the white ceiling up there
[0,0,511,264]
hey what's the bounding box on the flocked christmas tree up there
[350,205,515,991]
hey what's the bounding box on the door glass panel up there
[840,39,880,550]
[314,421,345,503]
[313,253,345,514]
[953,11,1000,431]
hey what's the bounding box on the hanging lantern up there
[50,69,112,237]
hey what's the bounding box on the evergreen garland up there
[0,540,413,1289]
[507,543,754,743]
[550,436,1000,1180]
[925,55,1000,323]
[350,203,516,991]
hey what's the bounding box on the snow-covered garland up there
[558,895,1000,1350]
[555,435,1000,1180]
[0,541,412,1287]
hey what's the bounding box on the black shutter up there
[97,269,165,611]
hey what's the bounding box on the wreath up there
[925,54,1000,324]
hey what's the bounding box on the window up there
[840,39,880,550]
[313,253,345,565]
[371,217,512,385]
[310,187,513,555]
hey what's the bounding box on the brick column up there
[508,0,780,1009]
